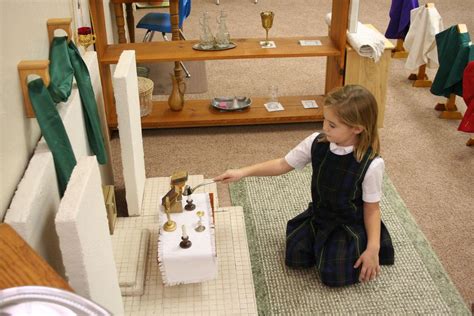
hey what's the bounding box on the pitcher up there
[168,73,186,111]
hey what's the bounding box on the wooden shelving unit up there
[100,37,341,64]
[89,0,350,129]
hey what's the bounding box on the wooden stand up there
[17,61,50,118]
[345,25,394,128]
[0,223,73,290]
[436,94,463,120]
[47,18,72,43]
[408,64,432,87]
[89,0,350,129]
[391,39,409,58]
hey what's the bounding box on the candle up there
[182,225,188,239]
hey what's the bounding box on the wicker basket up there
[138,76,154,117]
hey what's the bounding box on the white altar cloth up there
[158,193,217,286]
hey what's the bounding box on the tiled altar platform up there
[111,176,257,315]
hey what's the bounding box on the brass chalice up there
[195,211,206,232]
[260,11,275,47]
[76,26,96,50]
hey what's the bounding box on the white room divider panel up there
[56,156,124,315]
[112,50,146,217]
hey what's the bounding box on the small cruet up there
[215,10,230,48]
[199,12,215,49]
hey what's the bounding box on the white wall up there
[0,0,117,221]
[0,0,69,220]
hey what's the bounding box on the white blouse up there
[284,132,384,203]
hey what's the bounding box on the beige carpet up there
[111,0,474,307]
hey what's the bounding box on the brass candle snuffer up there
[182,180,219,211]
[260,11,275,47]
[161,173,217,231]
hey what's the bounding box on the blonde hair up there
[323,85,380,161]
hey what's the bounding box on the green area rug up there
[229,167,469,315]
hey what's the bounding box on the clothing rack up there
[434,23,468,120]
[407,3,435,87]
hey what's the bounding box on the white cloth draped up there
[158,193,217,286]
[403,6,444,71]
[325,13,386,62]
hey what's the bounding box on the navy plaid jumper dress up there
[285,136,394,287]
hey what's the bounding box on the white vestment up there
[404,6,444,71]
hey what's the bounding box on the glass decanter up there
[215,10,230,49]
[199,12,215,49]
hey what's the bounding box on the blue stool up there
[136,0,192,77]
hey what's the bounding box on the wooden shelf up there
[109,95,325,129]
[89,0,350,129]
[101,37,340,64]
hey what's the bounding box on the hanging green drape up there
[431,26,473,98]
[48,36,107,164]
[66,41,107,164]
[48,36,74,103]
[28,78,77,196]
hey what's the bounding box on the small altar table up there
[157,193,217,286]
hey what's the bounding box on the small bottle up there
[199,12,215,49]
[215,10,230,49]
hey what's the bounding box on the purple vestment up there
[385,0,419,39]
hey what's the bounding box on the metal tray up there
[211,97,252,111]
[192,42,237,51]
[0,286,112,315]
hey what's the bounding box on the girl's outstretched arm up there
[213,158,294,184]
[354,202,382,282]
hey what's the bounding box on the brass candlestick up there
[195,211,206,232]
[260,11,274,47]
[163,197,177,232]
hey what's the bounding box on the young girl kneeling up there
[214,85,394,287]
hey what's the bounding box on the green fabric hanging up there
[67,41,107,164]
[28,78,77,197]
[431,26,473,98]
[48,36,107,164]
[48,37,74,103]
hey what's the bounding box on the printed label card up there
[264,102,285,112]
[299,40,322,46]
[301,100,319,109]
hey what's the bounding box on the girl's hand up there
[354,248,381,283]
[213,169,245,184]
